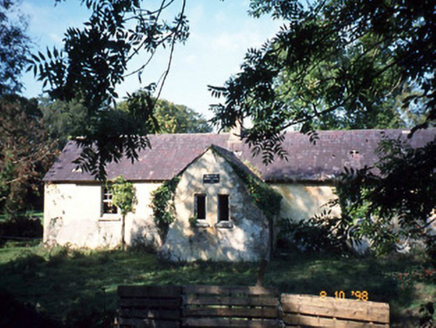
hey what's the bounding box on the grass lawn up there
[0,241,434,327]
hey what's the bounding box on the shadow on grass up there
[0,244,433,327]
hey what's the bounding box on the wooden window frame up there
[102,185,118,215]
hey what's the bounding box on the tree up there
[110,175,136,250]
[31,0,189,179]
[209,0,436,256]
[334,136,436,258]
[153,99,212,134]
[210,0,435,160]
[38,97,89,149]
[118,92,211,134]
[0,95,58,216]
[0,0,29,95]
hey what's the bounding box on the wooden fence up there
[116,286,390,328]
[281,294,390,328]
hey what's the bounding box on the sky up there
[20,0,283,119]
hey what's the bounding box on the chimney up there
[228,117,243,157]
[229,117,243,144]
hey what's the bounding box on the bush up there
[0,215,43,245]
[277,215,352,255]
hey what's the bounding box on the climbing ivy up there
[212,147,282,223]
[150,177,180,240]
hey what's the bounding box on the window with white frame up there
[102,186,118,214]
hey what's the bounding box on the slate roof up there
[44,129,436,183]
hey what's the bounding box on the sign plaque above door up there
[203,174,220,184]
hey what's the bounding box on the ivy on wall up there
[150,176,180,240]
[211,146,282,223]
[150,146,282,242]
[234,166,282,223]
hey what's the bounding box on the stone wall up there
[160,149,270,262]
[43,182,162,249]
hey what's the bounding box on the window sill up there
[194,220,210,228]
[99,214,121,222]
[215,221,234,229]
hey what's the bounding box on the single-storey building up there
[43,129,436,261]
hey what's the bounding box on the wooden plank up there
[120,298,181,309]
[281,294,389,312]
[117,317,180,328]
[280,294,389,324]
[118,286,182,298]
[282,313,389,328]
[184,285,277,296]
[119,308,181,320]
[183,318,279,328]
[185,295,278,307]
[184,307,278,319]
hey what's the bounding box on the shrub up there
[0,215,43,246]
[277,214,352,255]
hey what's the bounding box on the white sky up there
[20,0,283,119]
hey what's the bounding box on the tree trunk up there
[121,214,126,250]
[256,259,269,287]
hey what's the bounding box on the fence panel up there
[116,286,390,328]
[182,285,280,328]
[117,286,182,328]
[281,294,390,328]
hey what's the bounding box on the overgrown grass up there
[0,243,434,327]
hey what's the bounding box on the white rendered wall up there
[43,182,162,249]
[271,184,340,222]
[161,149,270,262]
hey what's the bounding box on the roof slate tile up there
[44,129,436,183]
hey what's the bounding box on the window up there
[102,186,118,214]
[217,194,229,221]
[194,194,206,220]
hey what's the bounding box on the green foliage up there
[334,136,436,258]
[38,97,89,149]
[153,98,212,134]
[419,302,435,327]
[118,94,212,134]
[210,0,436,162]
[188,215,197,227]
[109,175,136,217]
[109,175,136,250]
[0,215,43,246]
[151,177,180,240]
[219,149,282,223]
[0,95,58,215]
[29,1,189,180]
[0,0,29,95]
[210,0,436,262]
[244,175,282,223]
[277,214,352,255]
[0,244,435,326]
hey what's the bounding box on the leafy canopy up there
[0,95,58,216]
[0,0,29,95]
[209,0,436,256]
[30,0,189,180]
[118,93,211,134]
[210,0,436,162]
[110,175,136,217]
